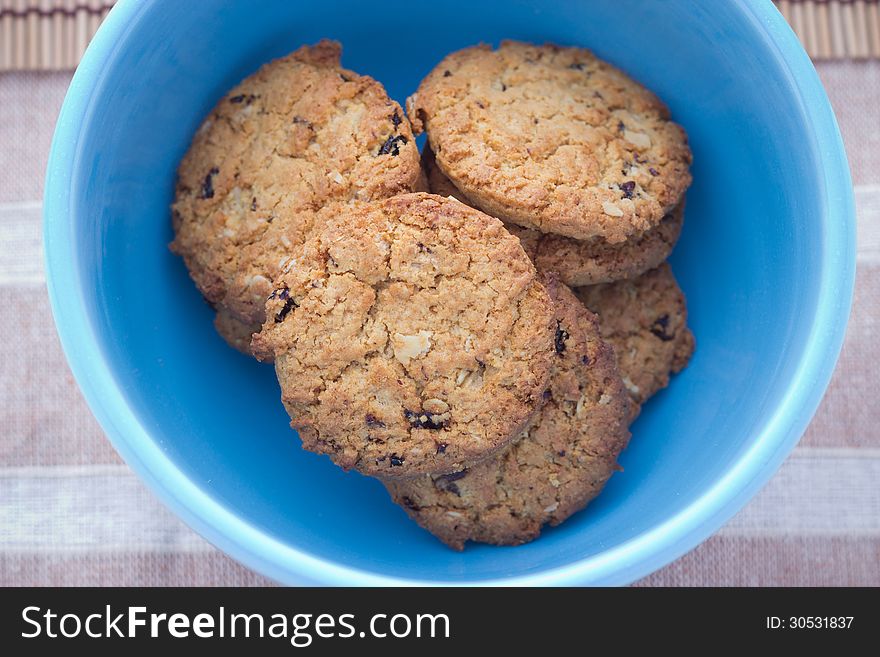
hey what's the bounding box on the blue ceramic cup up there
[44,0,855,585]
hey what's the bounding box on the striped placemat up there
[1,59,879,586]
[0,1,878,72]
[0,1,113,71]
[777,0,880,58]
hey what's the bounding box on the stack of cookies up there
[171,40,695,549]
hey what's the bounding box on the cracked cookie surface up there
[171,40,421,346]
[576,263,695,408]
[252,193,556,478]
[422,147,684,286]
[409,41,691,243]
[384,282,631,549]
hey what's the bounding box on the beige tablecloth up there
[0,61,878,586]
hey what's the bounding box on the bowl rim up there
[43,0,856,586]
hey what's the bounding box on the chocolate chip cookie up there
[252,193,556,478]
[409,41,692,243]
[385,282,632,549]
[576,263,695,407]
[171,40,421,348]
[422,147,684,286]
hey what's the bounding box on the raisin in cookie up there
[422,147,684,286]
[171,40,420,346]
[576,263,695,407]
[409,41,692,243]
[385,282,632,549]
[252,193,556,478]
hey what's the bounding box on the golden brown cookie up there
[171,40,421,347]
[252,193,556,478]
[384,282,632,549]
[421,147,684,286]
[213,307,261,356]
[409,41,692,243]
[576,263,695,407]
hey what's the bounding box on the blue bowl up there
[44,0,855,585]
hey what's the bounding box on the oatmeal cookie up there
[422,146,684,286]
[171,40,421,344]
[576,263,695,407]
[409,41,691,242]
[385,282,631,549]
[252,193,556,477]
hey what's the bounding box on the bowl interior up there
[52,0,842,583]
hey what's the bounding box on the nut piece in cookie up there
[576,263,695,408]
[410,41,692,243]
[171,40,421,352]
[385,282,632,549]
[252,193,557,478]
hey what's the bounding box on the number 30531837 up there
[766,617,854,630]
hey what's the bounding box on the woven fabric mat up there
[1,18,879,587]
[0,1,878,71]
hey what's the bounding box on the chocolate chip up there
[400,496,419,510]
[389,454,405,467]
[404,409,448,430]
[365,414,385,428]
[339,72,351,82]
[581,355,590,365]
[554,320,570,354]
[292,116,312,126]
[390,110,402,128]
[649,167,660,176]
[543,389,552,401]
[435,442,448,454]
[443,70,452,77]
[568,62,586,71]
[617,121,625,133]
[417,242,432,253]
[620,181,636,199]
[533,118,540,125]
[500,81,507,91]
[229,94,257,104]
[250,198,257,211]
[557,450,566,457]
[650,314,675,341]
[199,167,219,199]
[377,134,408,156]
[476,101,485,109]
